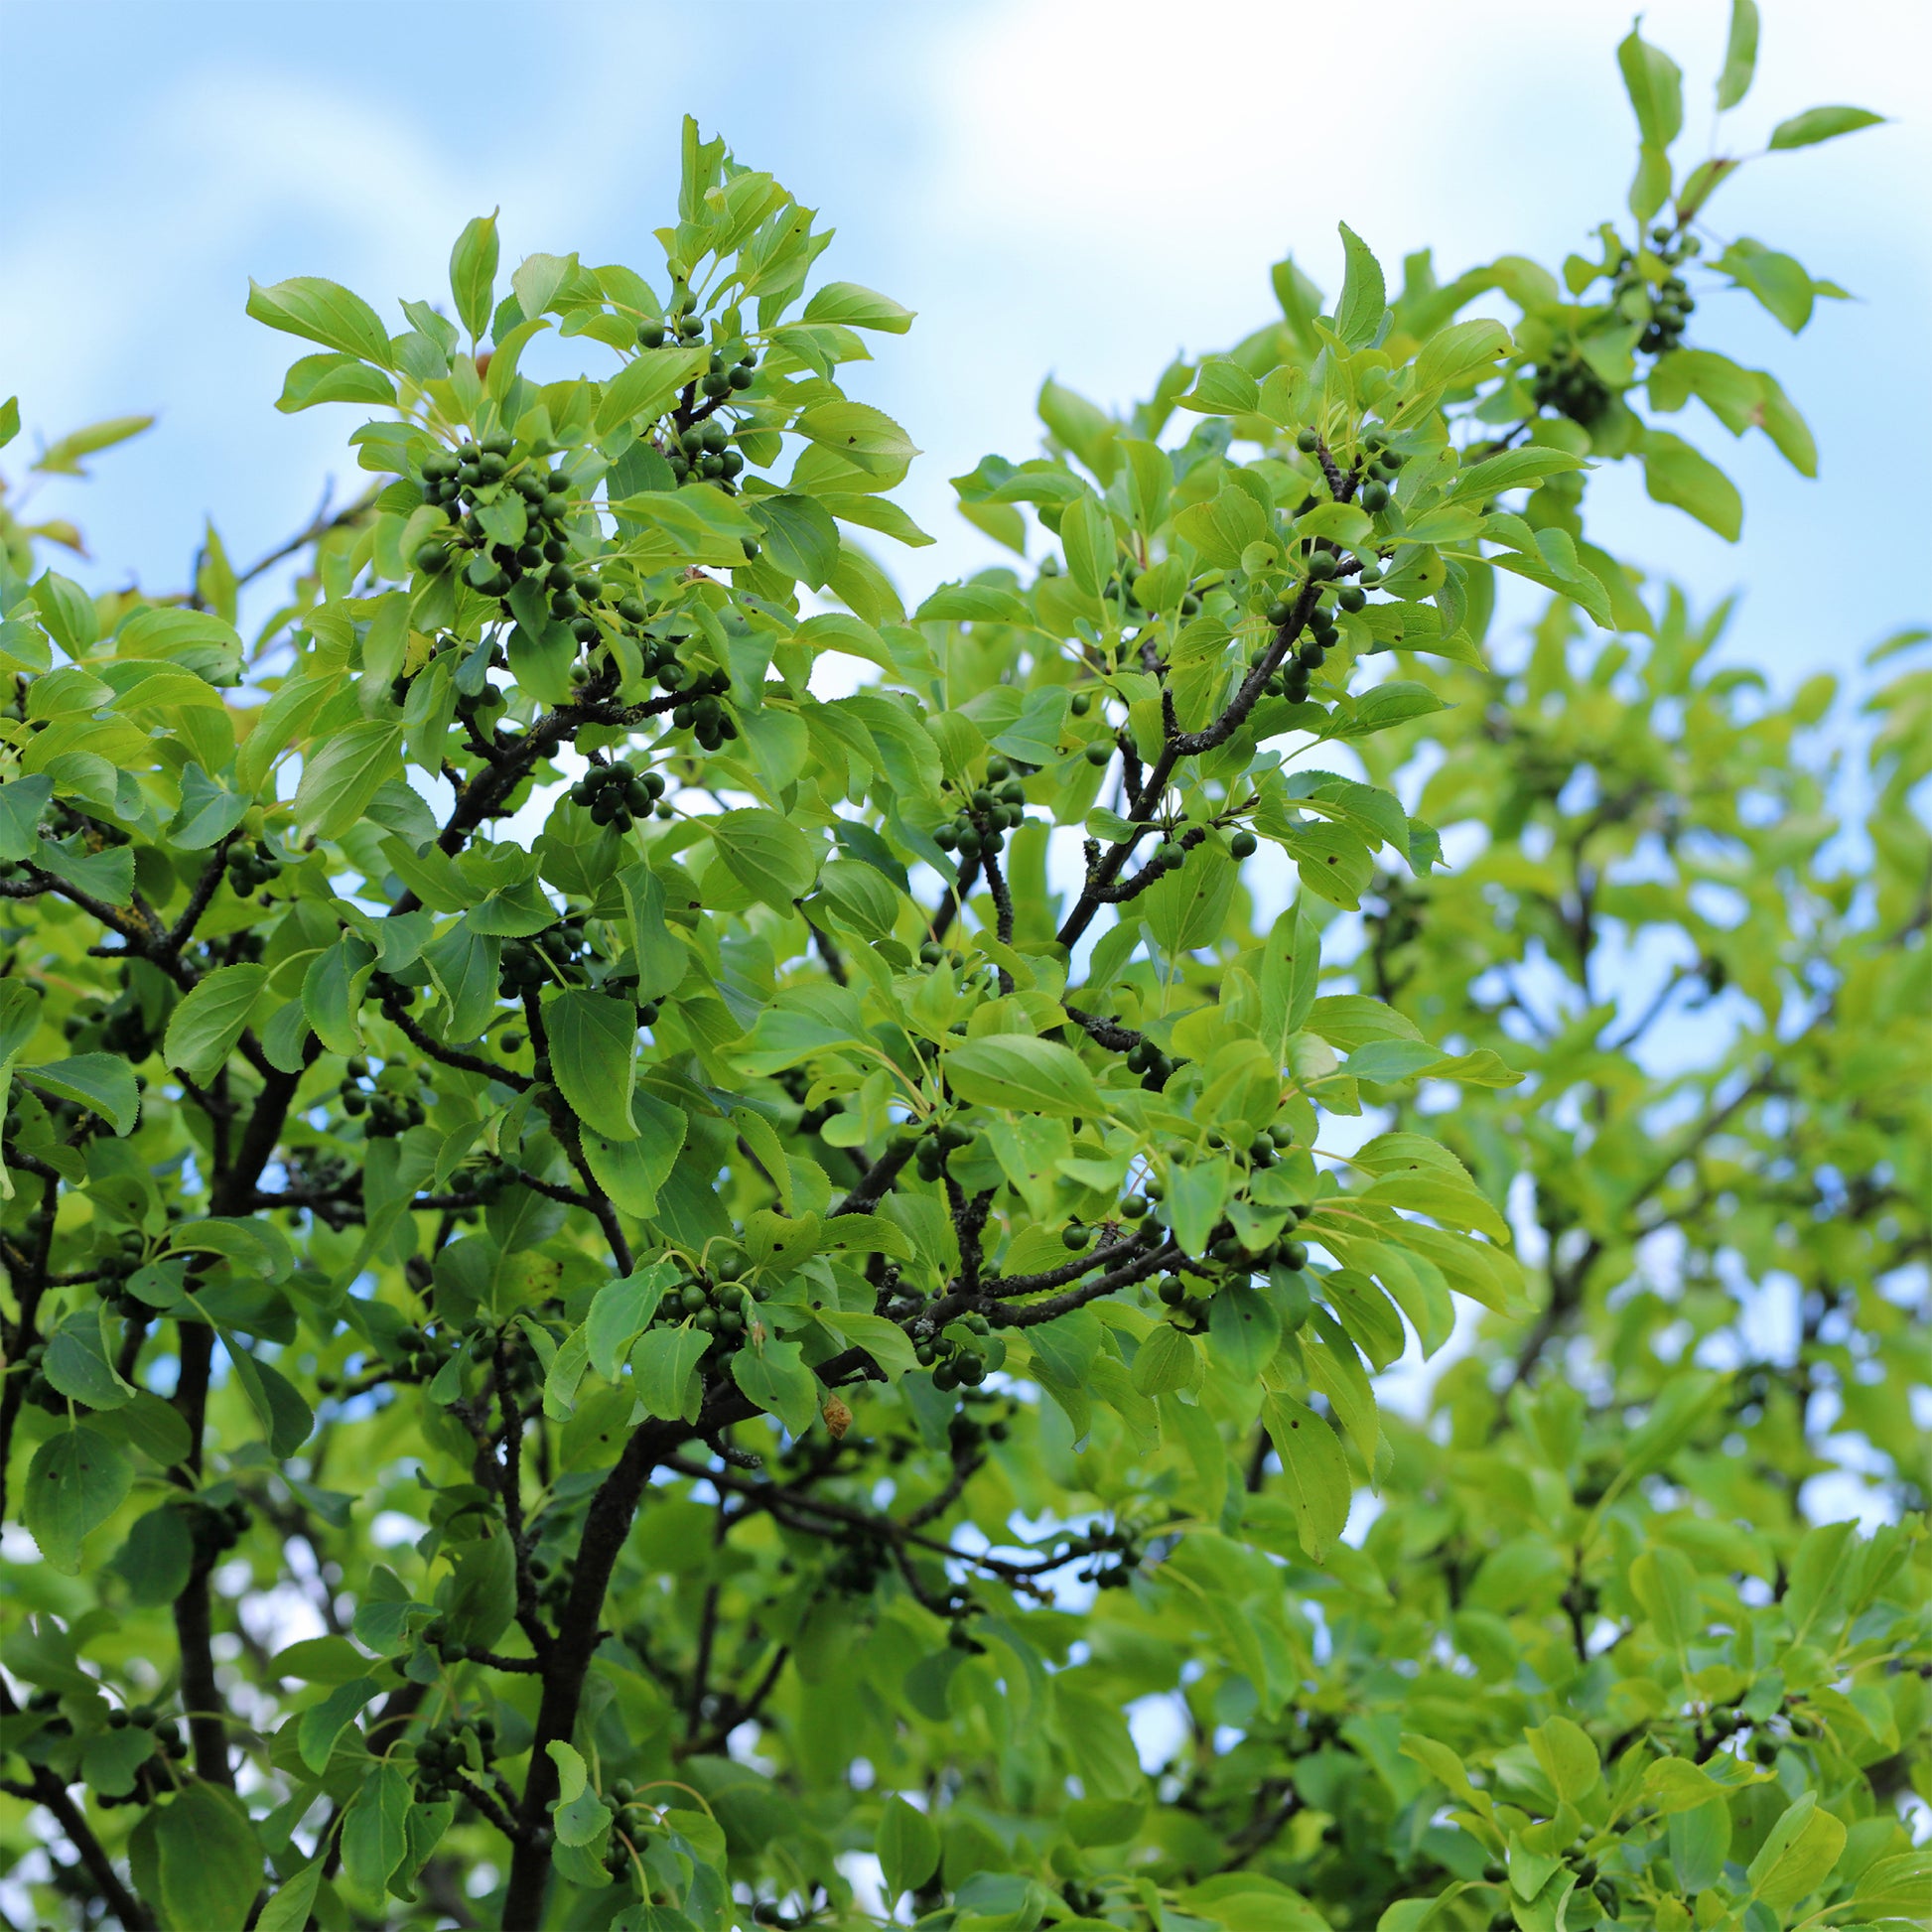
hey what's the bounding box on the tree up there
[1,11,1922,1930]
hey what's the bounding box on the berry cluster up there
[188,1494,252,1569]
[413,1713,495,1803]
[915,1312,993,1390]
[1122,1027,1177,1091]
[386,1322,450,1383]
[1617,225,1701,356]
[668,404,750,483]
[1353,433,1406,513]
[933,759,1028,860]
[14,1340,66,1415]
[63,990,158,1065]
[1203,1122,1298,1170]
[1531,344,1615,426]
[1052,1522,1141,1589]
[415,440,581,609]
[340,1059,428,1137]
[498,920,586,1001]
[93,1225,148,1285]
[568,759,665,831]
[667,670,739,751]
[913,1118,978,1183]
[226,837,281,897]
[463,1158,522,1205]
[649,1271,761,1345]
[530,1547,575,1622]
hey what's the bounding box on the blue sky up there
[2,0,1926,693]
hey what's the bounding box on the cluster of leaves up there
[2,11,1923,1932]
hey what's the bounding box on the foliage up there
[1,12,1923,1931]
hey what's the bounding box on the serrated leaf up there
[943,1035,1100,1117]
[247,276,394,368]
[1334,223,1387,348]
[18,1053,138,1135]
[162,963,266,1083]
[1260,1394,1351,1562]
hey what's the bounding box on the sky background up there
[2,0,1927,697]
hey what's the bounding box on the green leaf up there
[30,414,152,477]
[1747,1793,1845,1910]
[156,1782,262,1932]
[1451,446,1589,502]
[1260,1394,1351,1562]
[112,1504,194,1606]
[169,762,250,849]
[1719,238,1815,333]
[0,775,52,861]
[297,1674,383,1774]
[443,1533,515,1651]
[813,1310,918,1381]
[25,1426,131,1573]
[943,1035,1101,1117]
[1179,356,1262,416]
[18,1053,138,1135]
[879,1794,940,1903]
[708,808,820,907]
[632,1325,709,1422]
[543,988,639,1143]
[303,935,375,1057]
[803,281,915,334]
[293,720,405,841]
[228,1345,315,1457]
[450,211,500,341]
[275,352,398,414]
[795,400,919,478]
[422,919,500,1043]
[511,251,573,320]
[594,345,712,436]
[731,1336,821,1438]
[1131,1323,1199,1398]
[1639,429,1742,539]
[1333,223,1387,347]
[42,1312,131,1410]
[546,1740,611,1848]
[1850,1853,1932,1921]
[1630,1545,1701,1655]
[164,963,266,1084]
[1716,0,1759,110]
[587,1263,676,1381]
[247,275,395,368]
[1616,23,1684,149]
[1413,319,1512,395]
[341,1760,413,1899]
[0,396,18,449]
[1670,1799,1732,1894]
[1767,105,1883,151]
[750,492,841,589]
[256,1862,325,1932]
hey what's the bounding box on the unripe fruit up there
[1296,427,1319,453]
[1230,830,1258,859]
[1084,743,1110,767]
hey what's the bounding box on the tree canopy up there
[1,9,1925,1932]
